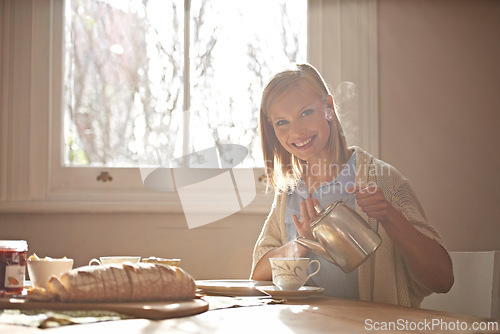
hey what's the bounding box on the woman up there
[250,63,453,307]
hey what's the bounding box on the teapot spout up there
[295,237,337,265]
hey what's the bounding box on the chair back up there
[421,251,499,319]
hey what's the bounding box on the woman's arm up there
[252,197,318,280]
[351,185,454,293]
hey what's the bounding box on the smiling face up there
[268,83,332,163]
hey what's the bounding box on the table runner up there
[0,296,285,328]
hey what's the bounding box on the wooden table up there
[0,295,498,333]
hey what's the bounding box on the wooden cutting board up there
[0,296,208,320]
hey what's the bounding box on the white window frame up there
[0,0,378,214]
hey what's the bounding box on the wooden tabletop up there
[0,295,498,333]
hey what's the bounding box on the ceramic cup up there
[88,256,141,266]
[269,257,321,291]
[27,258,74,289]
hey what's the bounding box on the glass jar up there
[0,240,28,294]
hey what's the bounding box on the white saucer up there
[195,280,272,296]
[256,286,325,299]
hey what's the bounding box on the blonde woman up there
[250,63,453,307]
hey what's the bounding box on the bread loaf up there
[31,262,196,302]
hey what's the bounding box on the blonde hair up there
[259,63,350,190]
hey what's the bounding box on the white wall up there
[378,0,500,251]
[0,212,264,280]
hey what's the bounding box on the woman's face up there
[268,84,332,163]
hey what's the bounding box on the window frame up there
[0,0,378,214]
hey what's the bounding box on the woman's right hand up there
[292,197,319,240]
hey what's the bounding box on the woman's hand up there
[292,197,319,240]
[348,184,391,222]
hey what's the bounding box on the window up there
[63,0,307,169]
[0,0,378,213]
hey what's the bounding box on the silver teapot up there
[295,197,382,273]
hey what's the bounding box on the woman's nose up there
[290,121,306,135]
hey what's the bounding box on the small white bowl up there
[27,258,74,289]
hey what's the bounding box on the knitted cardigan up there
[251,146,448,307]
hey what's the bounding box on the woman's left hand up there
[292,197,319,240]
[348,184,391,221]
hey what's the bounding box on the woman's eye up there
[301,109,313,117]
[275,119,289,127]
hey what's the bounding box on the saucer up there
[195,280,272,296]
[256,286,325,299]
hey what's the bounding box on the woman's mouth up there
[292,135,315,149]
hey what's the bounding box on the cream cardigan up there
[251,146,448,307]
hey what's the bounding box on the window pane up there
[63,0,307,168]
[189,0,307,167]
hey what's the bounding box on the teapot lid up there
[310,200,342,228]
[310,192,356,228]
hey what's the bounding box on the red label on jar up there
[0,249,26,293]
[5,265,24,288]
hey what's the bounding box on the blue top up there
[285,151,359,299]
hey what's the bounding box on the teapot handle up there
[341,192,355,204]
[313,192,355,214]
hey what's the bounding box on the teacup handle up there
[306,259,321,280]
[89,258,102,266]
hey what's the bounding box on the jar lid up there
[0,240,28,250]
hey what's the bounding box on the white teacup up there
[269,257,321,291]
[89,256,141,266]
